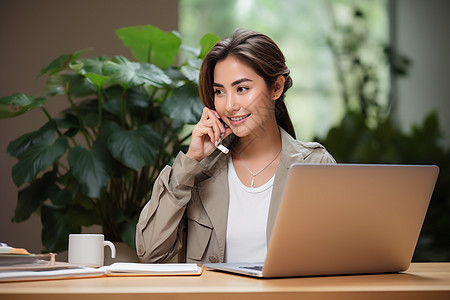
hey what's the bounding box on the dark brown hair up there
[199,28,296,138]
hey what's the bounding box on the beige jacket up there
[136,128,335,264]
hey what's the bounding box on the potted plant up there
[0,25,220,253]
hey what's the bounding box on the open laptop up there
[206,163,439,278]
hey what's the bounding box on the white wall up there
[0,0,178,253]
[393,0,450,145]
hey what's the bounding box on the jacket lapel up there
[199,151,230,261]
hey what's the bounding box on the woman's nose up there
[226,94,239,112]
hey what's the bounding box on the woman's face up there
[213,56,276,138]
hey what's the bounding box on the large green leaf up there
[187,58,202,69]
[127,87,155,109]
[41,204,81,253]
[46,72,97,97]
[0,93,46,118]
[62,98,101,129]
[180,65,200,84]
[7,121,56,159]
[102,86,124,116]
[161,84,203,127]
[48,188,72,207]
[103,86,153,116]
[70,57,109,88]
[103,56,172,88]
[70,192,96,211]
[54,114,80,137]
[39,49,88,77]
[66,204,99,227]
[116,25,181,68]
[12,171,58,223]
[199,33,220,59]
[12,136,69,187]
[101,122,162,170]
[67,140,114,198]
[70,56,108,75]
[85,73,108,89]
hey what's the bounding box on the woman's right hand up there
[186,108,231,162]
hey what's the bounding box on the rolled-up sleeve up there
[136,151,204,263]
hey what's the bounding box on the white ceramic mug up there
[68,234,116,267]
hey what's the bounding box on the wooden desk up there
[0,263,449,300]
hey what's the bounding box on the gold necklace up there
[238,148,282,188]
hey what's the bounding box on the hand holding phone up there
[186,108,232,161]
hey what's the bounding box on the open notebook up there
[0,263,203,282]
[206,163,439,278]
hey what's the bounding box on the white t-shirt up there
[225,158,273,263]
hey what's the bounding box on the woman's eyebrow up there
[213,78,253,88]
[232,78,252,86]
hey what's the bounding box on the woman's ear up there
[272,75,286,100]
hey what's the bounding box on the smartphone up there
[216,118,229,154]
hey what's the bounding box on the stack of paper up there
[0,243,30,255]
[0,266,106,282]
[0,243,58,269]
[0,242,87,282]
[0,243,203,282]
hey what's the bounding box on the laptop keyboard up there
[240,265,263,271]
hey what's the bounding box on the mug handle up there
[104,241,116,259]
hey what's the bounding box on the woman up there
[136,29,335,264]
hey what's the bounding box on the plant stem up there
[40,107,64,137]
[40,106,53,122]
[55,161,69,174]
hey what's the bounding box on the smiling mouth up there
[229,114,251,122]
